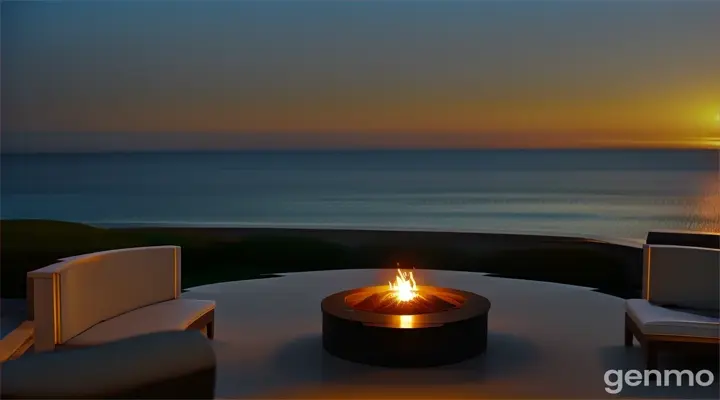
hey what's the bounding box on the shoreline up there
[102,222,646,249]
[115,224,644,285]
[1,220,644,296]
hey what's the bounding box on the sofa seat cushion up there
[626,299,719,339]
[65,299,215,347]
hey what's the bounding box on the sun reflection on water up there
[685,175,720,233]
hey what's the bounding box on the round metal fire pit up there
[321,285,491,367]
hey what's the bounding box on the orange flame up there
[388,268,418,302]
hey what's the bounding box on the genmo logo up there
[604,369,715,394]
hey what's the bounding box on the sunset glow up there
[2,1,719,152]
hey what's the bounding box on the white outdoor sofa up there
[624,232,719,369]
[27,246,215,353]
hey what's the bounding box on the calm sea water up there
[1,149,718,239]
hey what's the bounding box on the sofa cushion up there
[626,299,720,339]
[65,299,215,347]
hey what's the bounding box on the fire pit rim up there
[321,285,491,327]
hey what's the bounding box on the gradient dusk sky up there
[2,0,719,152]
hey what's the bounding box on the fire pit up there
[321,268,491,367]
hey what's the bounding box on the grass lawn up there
[1,220,642,300]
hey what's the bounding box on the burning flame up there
[388,268,418,302]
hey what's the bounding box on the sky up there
[2,0,719,152]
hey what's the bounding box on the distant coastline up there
[94,220,646,249]
[0,219,644,303]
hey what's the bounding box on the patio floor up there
[183,269,719,399]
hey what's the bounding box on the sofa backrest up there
[28,246,181,351]
[642,244,719,310]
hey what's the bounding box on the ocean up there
[1,149,718,240]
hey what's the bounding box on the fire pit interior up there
[346,270,465,314]
[322,268,491,368]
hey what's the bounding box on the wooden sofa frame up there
[189,309,215,339]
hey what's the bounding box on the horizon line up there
[2,146,718,156]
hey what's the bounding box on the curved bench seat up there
[66,299,216,347]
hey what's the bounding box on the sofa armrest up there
[0,330,216,399]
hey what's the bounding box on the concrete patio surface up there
[184,269,719,399]
[1,299,27,339]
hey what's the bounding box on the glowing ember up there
[388,269,418,302]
